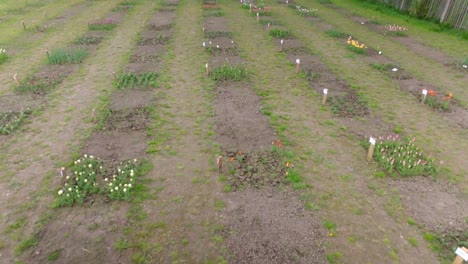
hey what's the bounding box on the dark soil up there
[222,149,287,191]
[214,83,277,151]
[109,89,155,111]
[204,17,230,32]
[222,187,328,264]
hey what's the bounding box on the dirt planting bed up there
[221,187,327,264]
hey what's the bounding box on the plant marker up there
[391,68,398,72]
[267,22,270,33]
[249,4,252,13]
[280,39,284,51]
[257,12,259,22]
[46,49,50,59]
[205,63,209,76]
[378,51,382,55]
[60,167,66,177]
[367,137,376,162]
[322,88,328,104]
[22,21,26,30]
[463,65,467,69]
[112,71,116,79]
[421,89,427,104]
[202,42,206,47]
[216,45,220,49]
[13,74,20,85]
[453,247,468,264]
[217,155,223,173]
[295,58,300,73]
[231,40,234,44]
[202,27,205,32]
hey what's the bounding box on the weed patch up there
[74,36,104,45]
[325,29,348,38]
[14,74,64,94]
[0,109,32,135]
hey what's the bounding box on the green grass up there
[269,28,290,38]
[370,63,395,71]
[47,249,62,261]
[209,64,249,82]
[204,10,225,17]
[423,231,468,262]
[325,29,348,38]
[346,44,367,54]
[15,237,38,255]
[0,49,8,64]
[47,48,89,64]
[425,95,450,111]
[326,252,342,264]
[114,72,160,89]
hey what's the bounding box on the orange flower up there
[286,162,290,167]
[238,150,242,155]
[230,157,234,162]
[428,90,436,96]
[276,139,282,148]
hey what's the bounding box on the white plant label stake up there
[205,63,209,76]
[453,247,468,264]
[280,39,284,51]
[46,49,50,59]
[257,12,259,22]
[322,88,328,104]
[295,58,300,73]
[249,4,252,13]
[267,22,270,33]
[202,42,206,47]
[421,89,427,104]
[367,137,376,162]
[13,74,20,85]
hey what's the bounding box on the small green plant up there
[88,19,116,31]
[325,29,348,38]
[209,64,248,82]
[74,36,104,45]
[456,57,468,69]
[370,135,438,177]
[47,48,89,64]
[0,48,8,64]
[14,74,63,93]
[326,252,342,264]
[0,109,32,135]
[115,72,159,88]
[269,28,290,38]
[371,63,395,71]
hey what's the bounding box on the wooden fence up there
[373,0,467,29]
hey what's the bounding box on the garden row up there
[22,2,177,263]
[0,1,133,137]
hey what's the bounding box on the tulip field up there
[0,0,466,263]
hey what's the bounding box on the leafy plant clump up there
[269,28,290,38]
[88,19,116,31]
[209,64,248,82]
[115,72,159,89]
[14,74,63,94]
[56,155,104,206]
[0,48,8,64]
[47,48,89,64]
[346,37,367,54]
[0,109,32,135]
[55,156,145,206]
[370,135,438,177]
[74,36,104,45]
[424,90,452,111]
